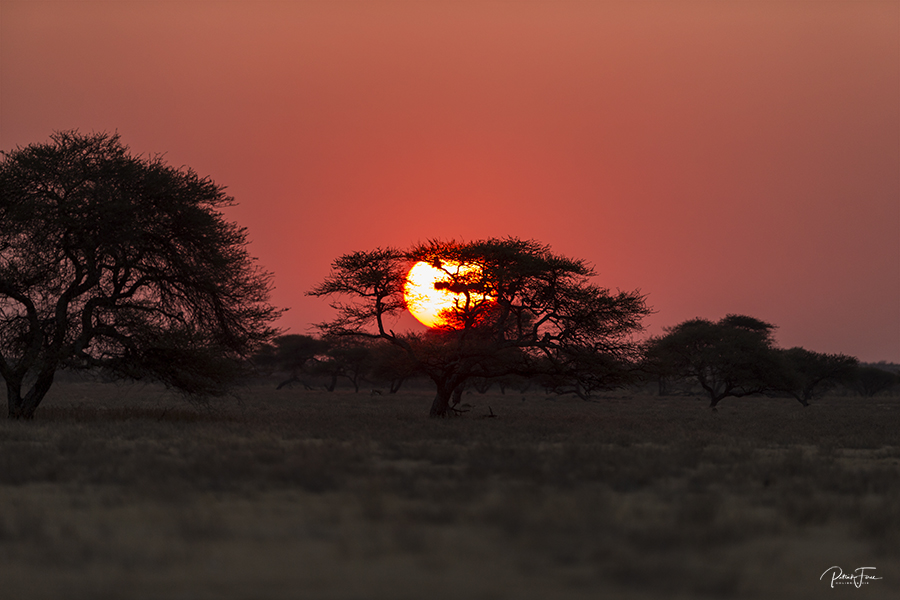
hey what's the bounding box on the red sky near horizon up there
[2,1,898,362]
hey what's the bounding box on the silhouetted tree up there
[312,338,373,392]
[774,347,858,406]
[368,340,418,393]
[254,334,328,389]
[851,365,900,397]
[539,348,639,400]
[0,131,280,418]
[646,315,782,408]
[471,377,493,394]
[495,374,532,395]
[309,238,650,416]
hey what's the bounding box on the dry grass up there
[1,381,898,599]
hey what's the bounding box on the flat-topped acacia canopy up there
[309,238,651,416]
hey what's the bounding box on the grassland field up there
[1,379,898,599]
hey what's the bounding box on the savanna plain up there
[1,381,897,599]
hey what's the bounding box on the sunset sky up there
[2,1,897,361]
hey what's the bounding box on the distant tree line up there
[252,334,415,394]
[252,319,899,407]
[643,315,898,407]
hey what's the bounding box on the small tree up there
[646,315,782,408]
[851,365,900,397]
[254,334,328,389]
[368,340,418,393]
[309,238,650,416]
[538,348,639,400]
[313,339,373,393]
[775,347,858,406]
[0,131,280,418]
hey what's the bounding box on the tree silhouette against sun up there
[309,238,650,416]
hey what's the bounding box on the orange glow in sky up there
[1,1,897,360]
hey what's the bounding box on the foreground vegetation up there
[1,381,898,599]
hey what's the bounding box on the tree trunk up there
[7,371,54,419]
[800,387,814,406]
[430,381,455,417]
[700,379,729,409]
[6,380,24,419]
[451,386,464,406]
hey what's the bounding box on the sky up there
[1,1,898,362]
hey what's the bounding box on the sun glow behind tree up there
[310,238,651,416]
[403,260,493,329]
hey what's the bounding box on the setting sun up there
[404,261,482,328]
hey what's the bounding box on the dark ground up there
[1,381,897,599]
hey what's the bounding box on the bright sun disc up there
[404,261,480,328]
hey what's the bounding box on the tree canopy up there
[646,314,782,408]
[851,365,900,397]
[309,238,651,415]
[253,334,328,390]
[774,347,858,406]
[0,131,280,418]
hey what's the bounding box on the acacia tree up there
[775,347,858,406]
[645,314,782,408]
[254,334,328,390]
[537,348,639,400]
[368,340,418,393]
[0,131,281,418]
[309,238,650,416]
[851,365,900,397]
[312,338,374,392]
